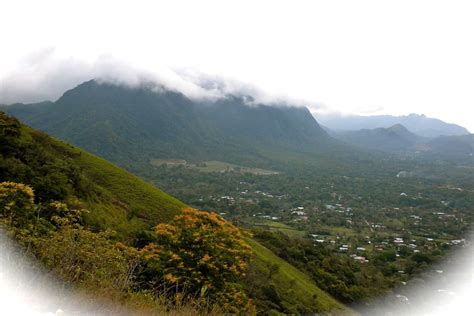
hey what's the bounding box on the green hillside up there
[73,149,186,236]
[0,111,185,239]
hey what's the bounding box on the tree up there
[141,208,253,311]
[266,261,280,280]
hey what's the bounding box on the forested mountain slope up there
[334,124,422,152]
[2,80,333,170]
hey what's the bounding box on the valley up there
[141,155,472,308]
[1,80,472,315]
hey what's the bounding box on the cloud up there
[0,48,326,111]
[356,105,386,115]
[0,48,91,104]
[0,48,213,104]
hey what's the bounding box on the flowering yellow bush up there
[141,208,253,312]
[0,181,35,229]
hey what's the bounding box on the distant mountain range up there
[315,113,470,138]
[332,123,474,159]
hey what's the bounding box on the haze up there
[0,0,473,132]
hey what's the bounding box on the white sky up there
[0,0,473,131]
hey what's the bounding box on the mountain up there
[335,124,422,153]
[1,80,332,170]
[315,113,469,137]
[332,123,474,162]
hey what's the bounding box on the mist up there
[0,49,317,109]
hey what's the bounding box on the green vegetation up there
[0,111,185,240]
[249,220,307,238]
[74,151,185,237]
[244,238,351,315]
[151,159,279,175]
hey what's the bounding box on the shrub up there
[141,208,254,312]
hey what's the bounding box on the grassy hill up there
[73,148,186,236]
[0,111,185,240]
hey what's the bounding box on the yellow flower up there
[164,273,178,283]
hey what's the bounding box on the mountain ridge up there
[333,123,474,161]
[315,112,469,137]
[335,123,422,153]
[1,79,334,170]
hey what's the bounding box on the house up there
[397,171,411,178]
[291,211,306,216]
[394,237,404,244]
[353,256,367,263]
